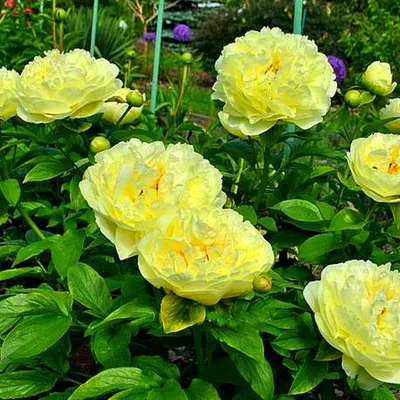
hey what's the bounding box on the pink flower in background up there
[4,0,16,8]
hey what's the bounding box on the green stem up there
[116,105,132,126]
[58,22,64,52]
[172,65,188,117]
[52,0,57,49]
[232,158,245,195]
[255,145,272,210]
[193,326,206,380]
[17,204,46,240]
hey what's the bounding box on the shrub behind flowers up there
[1,28,400,400]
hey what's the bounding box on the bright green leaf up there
[147,380,188,400]
[298,233,343,262]
[271,200,323,222]
[186,379,220,400]
[289,360,328,395]
[0,179,20,206]
[0,267,42,282]
[13,238,54,267]
[23,162,68,183]
[258,217,278,232]
[132,356,180,381]
[315,340,342,361]
[1,314,72,360]
[235,206,258,225]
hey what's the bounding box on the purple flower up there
[142,32,156,42]
[173,24,192,43]
[327,55,347,84]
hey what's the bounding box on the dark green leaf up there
[272,330,318,350]
[315,340,342,361]
[92,326,131,368]
[23,162,68,183]
[13,238,55,267]
[235,206,258,225]
[132,356,180,381]
[224,346,274,400]
[0,267,42,282]
[298,233,343,262]
[329,209,365,231]
[258,217,278,233]
[148,380,188,400]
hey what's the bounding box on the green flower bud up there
[253,275,272,293]
[55,8,67,22]
[126,49,136,60]
[180,52,193,65]
[126,90,144,107]
[362,61,397,96]
[344,90,362,108]
[90,136,111,154]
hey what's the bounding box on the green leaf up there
[272,330,318,350]
[329,209,365,231]
[68,262,112,317]
[108,389,150,400]
[0,370,57,399]
[0,293,60,317]
[42,336,71,375]
[289,360,328,395]
[0,267,42,282]
[369,386,397,400]
[315,340,342,361]
[68,367,163,400]
[235,206,258,225]
[51,230,85,278]
[132,356,180,381]
[13,238,54,267]
[92,326,131,368]
[210,326,264,361]
[258,217,278,233]
[148,380,188,400]
[160,293,206,334]
[23,162,68,183]
[224,346,274,400]
[186,379,220,400]
[1,314,72,360]
[0,179,20,206]
[298,233,343,262]
[86,298,156,335]
[271,200,323,222]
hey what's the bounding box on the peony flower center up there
[265,58,281,76]
[387,146,400,175]
[376,306,388,328]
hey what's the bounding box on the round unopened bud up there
[181,52,193,65]
[55,8,67,21]
[90,137,111,154]
[344,90,362,108]
[253,275,272,293]
[126,49,136,60]
[126,90,144,107]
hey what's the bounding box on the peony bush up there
[1,26,400,400]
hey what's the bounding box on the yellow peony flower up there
[212,27,337,136]
[304,260,400,390]
[347,132,400,203]
[102,88,144,125]
[79,139,226,260]
[137,208,275,305]
[0,67,19,121]
[362,61,396,97]
[17,49,122,124]
[380,99,400,133]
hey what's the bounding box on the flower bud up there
[362,61,397,96]
[253,275,272,293]
[126,49,136,60]
[344,90,362,108]
[55,8,67,21]
[181,52,193,65]
[126,90,144,107]
[90,136,111,154]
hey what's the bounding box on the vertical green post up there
[150,0,165,113]
[293,0,304,34]
[90,0,100,56]
[40,0,44,13]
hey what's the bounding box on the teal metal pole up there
[90,0,100,56]
[150,0,165,113]
[293,0,304,34]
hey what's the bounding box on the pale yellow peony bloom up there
[17,49,122,124]
[304,260,400,390]
[79,139,226,260]
[212,27,337,137]
[102,88,145,125]
[362,61,396,97]
[0,67,19,121]
[137,208,275,305]
[347,132,400,203]
[380,99,400,133]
